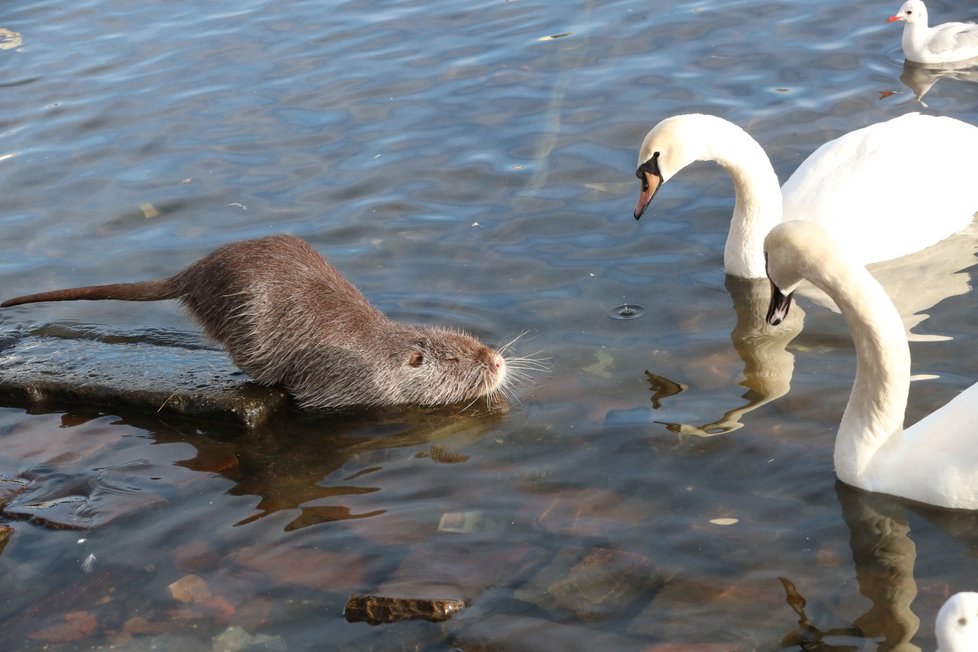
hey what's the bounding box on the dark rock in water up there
[344,594,466,625]
[515,546,663,622]
[229,545,368,591]
[379,540,546,604]
[0,326,290,428]
[449,613,651,652]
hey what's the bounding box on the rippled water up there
[2,0,978,649]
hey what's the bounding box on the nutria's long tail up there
[1,279,180,308]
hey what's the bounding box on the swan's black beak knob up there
[766,280,794,326]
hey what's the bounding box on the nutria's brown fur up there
[1,235,509,409]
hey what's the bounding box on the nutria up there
[1,235,512,410]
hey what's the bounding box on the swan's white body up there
[633,113,978,279]
[936,592,978,651]
[888,0,978,65]
[764,221,978,510]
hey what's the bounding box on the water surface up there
[2,0,978,650]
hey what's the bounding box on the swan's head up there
[634,114,719,219]
[887,0,926,25]
[763,221,832,326]
[936,592,978,652]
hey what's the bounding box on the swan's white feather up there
[635,114,978,279]
[765,221,978,510]
[781,113,978,264]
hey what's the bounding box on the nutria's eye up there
[445,357,460,364]
[409,351,424,367]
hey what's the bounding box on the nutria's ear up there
[408,351,424,367]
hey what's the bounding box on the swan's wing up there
[780,113,978,265]
[865,381,978,509]
[928,21,978,56]
[905,380,978,443]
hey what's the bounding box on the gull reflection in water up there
[898,57,978,106]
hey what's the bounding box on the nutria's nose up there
[479,347,505,370]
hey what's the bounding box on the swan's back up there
[781,113,978,265]
[874,380,978,509]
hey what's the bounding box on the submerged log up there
[343,594,466,625]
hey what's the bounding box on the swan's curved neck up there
[810,259,911,486]
[705,124,783,278]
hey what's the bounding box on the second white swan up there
[764,220,978,510]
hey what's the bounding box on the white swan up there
[764,220,978,510]
[888,0,978,65]
[936,592,978,651]
[633,113,978,279]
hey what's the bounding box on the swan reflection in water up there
[647,222,978,437]
[648,276,803,436]
[779,483,978,652]
[798,217,978,343]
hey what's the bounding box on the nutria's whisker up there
[496,331,531,355]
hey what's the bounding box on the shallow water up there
[2,0,978,649]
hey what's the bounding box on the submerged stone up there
[212,625,287,652]
[383,540,546,603]
[0,328,289,428]
[515,546,663,622]
[450,613,650,652]
[230,545,368,592]
[168,574,213,604]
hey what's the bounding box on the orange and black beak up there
[766,280,793,326]
[633,153,663,220]
[765,251,794,326]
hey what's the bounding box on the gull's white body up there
[936,592,978,651]
[764,221,978,510]
[634,113,978,279]
[888,0,978,65]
